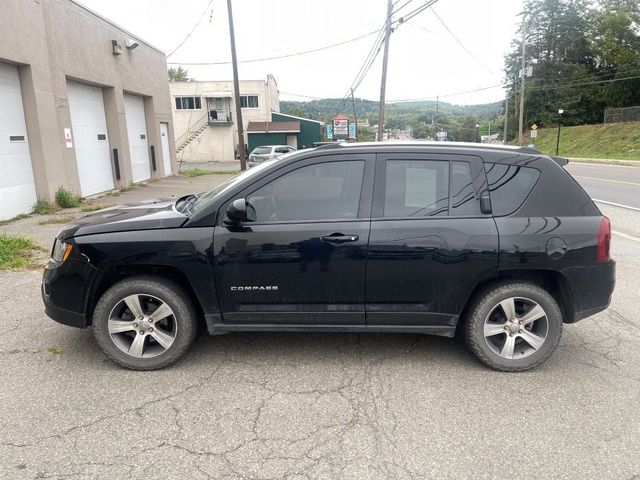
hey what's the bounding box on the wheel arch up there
[86,264,206,328]
[458,269,575,330]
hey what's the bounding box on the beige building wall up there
[0,0,176,204]
[171,75,279,163]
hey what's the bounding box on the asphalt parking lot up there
[1,165,639,479]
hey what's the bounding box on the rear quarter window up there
[485,163,540,216]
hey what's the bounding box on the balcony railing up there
[207,109,233,124]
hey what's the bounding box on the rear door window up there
[451,161,477,215]
[383,160,449,217]
[485,163,540,216]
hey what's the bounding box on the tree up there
[589,0,640,107]
[168,67,191,82]
[503,0,640,131]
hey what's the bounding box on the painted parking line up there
[593,199,640,212]
[574,175,640,187]
[612,230,640,243]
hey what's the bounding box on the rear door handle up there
[321,233,359,244]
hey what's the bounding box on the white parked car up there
[248,145,296,167]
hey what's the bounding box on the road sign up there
[530,130,538,139]
[333,114,349,140]
[531,123,538,130]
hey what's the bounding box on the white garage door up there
[124,94,150,182]
[67,81,114,196]
[0,62,37,220]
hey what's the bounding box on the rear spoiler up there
[550,156,569,167]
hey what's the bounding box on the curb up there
[568,157,640,167]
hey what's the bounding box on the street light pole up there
[555,109,564,155]
[475,124,480,143]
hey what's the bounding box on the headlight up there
[51,239,73,263]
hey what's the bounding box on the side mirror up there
[225,198,256,224]
[479,193,492,214]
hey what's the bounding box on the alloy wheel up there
[107,294,177,358]
[483,297,549,360]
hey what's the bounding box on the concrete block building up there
[0,0,176,220]
[171,76,279,162]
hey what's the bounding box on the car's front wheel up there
[464,281,563,371]
[93,276,198,370]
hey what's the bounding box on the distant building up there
[0,0,175,220]
[170,76,279,162]
[247,112,323,152]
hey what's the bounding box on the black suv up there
[42,143,615,371]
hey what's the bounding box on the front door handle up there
[321,233,359,244]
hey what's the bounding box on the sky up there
[76,0,524,105]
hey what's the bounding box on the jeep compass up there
[42,143,615,371]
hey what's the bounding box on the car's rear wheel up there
[93,276,197,370]
[464,282,563,371]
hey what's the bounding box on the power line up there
[167,29,380,65]
[429,6,494,74]
[166,0,214,58]
[527,73,640,92]
[343,0,440,100]
[389,71,640,103]
[392,0,440,26]
[389,83,504,103]
[342,22,388,98]
[391,0,417,15]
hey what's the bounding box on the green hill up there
[532,122,640,161]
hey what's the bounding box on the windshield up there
[190,160,278,214]
[252,147,272,155]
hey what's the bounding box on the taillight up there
[597,216,611,262]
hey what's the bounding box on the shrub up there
[33,200,58,215]
[55,187,82,209]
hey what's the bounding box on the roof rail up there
[314,142,344,150]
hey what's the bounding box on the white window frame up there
[239,95,259,109]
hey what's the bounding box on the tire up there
[93,276,198,370]
[463,281,563,372]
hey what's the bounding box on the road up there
[567,162,640,211]
[0,165,639,479]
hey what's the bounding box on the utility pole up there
[377,0,393,142]
[350,89,359,141]
[518,20,526,146]
[503,94,508,144]
[227,0,246,170]
[435,95,439,139]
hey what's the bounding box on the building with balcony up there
[170,76,280,163]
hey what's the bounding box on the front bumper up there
[42,283,88,328]
[42,256,98,329]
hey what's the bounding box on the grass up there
[0,234,44,270]
[38,214,76,225]
[118,184,141,192]
[181,168,215,177]
[55,187,82,208]
[181,168,240,177]
[47,346,63,356]
[33,201,58,215]
[531,121,640,161]
[80,204,112,212]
